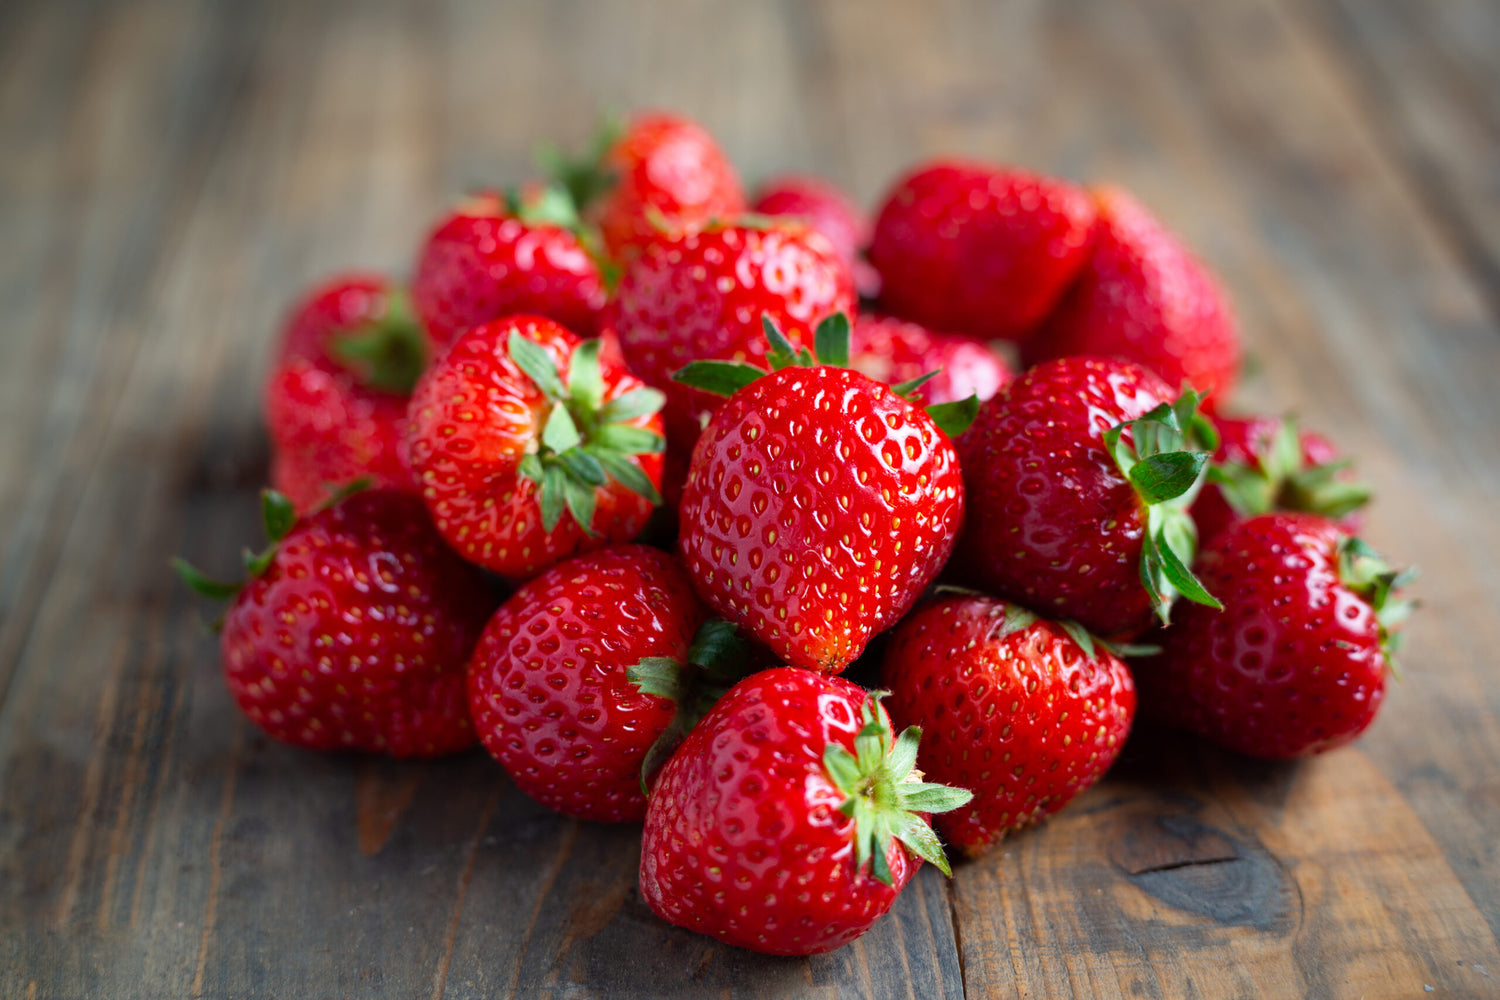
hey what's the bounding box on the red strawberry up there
[881,595,1136,857]
[404,315,665,581]
[1194,414,1370,543]
[867,161,1096,342]
[674,318,970,673]
[411,189,607,349]
[549,112,745,260]
[607,220,857,497]
[1023,186,1241,407]
[850,313,1012,407]
[955,356,1221,638]
[1135,514,1412,759]
[639,667,972,956]
[264,275,425,511]
[467,545,757,822]
[752,174,878,297]
[175,489,494,757]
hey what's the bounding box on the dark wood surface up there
[2,1,1498,997]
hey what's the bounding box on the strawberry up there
[467,545,758,822]
[639,667,972,956]
[955,356,1222,638]
[673,317,971,673]
[411,188,608,349]
[1023,186,1241,408]
[881,595,1136,857]
[548,112,745,260]
[606,220,858,498]
[1135,514,1413,759]
[752,174,878,297]
[1194,413,1370,544]
[264,274,425,511]
[866,161,1096,342]
[404,315,665,581]
[850,313,1012,407]
[174,489,494,757]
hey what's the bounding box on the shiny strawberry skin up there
[850,313,1012,406]
[220,490,494,757]
[678,366,963,672]
[467,545,703,822]
[955,356,1176,637]
[265,275,416,511]
[752,174,878,297]
[595,112,745,259]
[1024,186,1240,408]
[411,192,607,349]
[1136,514,1389,759]
[608,222,857,494]
[1193,414,1360,543]
[404,316,664,581]
[881,596,1136,856]
[640,668,918,956]
[867,161,1096,342]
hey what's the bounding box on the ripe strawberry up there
[411,188,608,349]
[1023,186,1241,407]
[881,595,1136,857]
[405,316,665,581]
[849,313,1012,407]
[174,489,494,757]
[752,174,878,297]
[548,112,745,260]
[607,220,857,496]
[955,356,1222,638]
[639,667,972,956]
[1135,514,1412,759]
[264,275,424,511]
[867,161,1096,342]
[674,317,971,673]
[1194,414,1370,544]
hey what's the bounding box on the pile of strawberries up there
[179,111,1413,956]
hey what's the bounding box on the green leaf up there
[262,490,297,542]
[898,782,974,814]
[1058,620,1098,660]
[327,289,428,394]
[566,339,604,414]
[891,811,953,877]
[925,395,979,438]
[888,727,921,782]
[823,744,863,796]
[687,619,747,676]
[562,473,598,535]
[541,404,583,453]
[996,603,1039,638]
[890,370,940,400]
[558,448,605,486]
[636,716,689,796]
[316,477,373,513]
[516,184,583,230]
[761,315,800,369]
[813,312,851,367]
[627,657,685,701]
[598,387,666,424]
[1152,526,1221,611]
[594,423,666,454]
[173,558,241,601]
[671,360,765,397]
[540,464,567,532]
[1130,452,1209,505]
[518,453,545,484]
[869,828,894,886]
[508,330,567,400]
[1103,422,1135,479]
[589,448,662,505]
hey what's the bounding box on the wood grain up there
[1,0,1498,997]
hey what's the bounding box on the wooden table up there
[3,1,1498,997]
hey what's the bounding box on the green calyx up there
[1208,416,1373,522]
[536,114,625,215]
[509,331,665,536]
[1337,536,1417,670]
[1103,389,1223,625]
[626,619,757,792]
[172,488,304,622]
[328,289,428,395]
[992,603,1161,660]
[671,312,980,438]
[823,693,973,885]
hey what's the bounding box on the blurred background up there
[3,1,1499,998]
